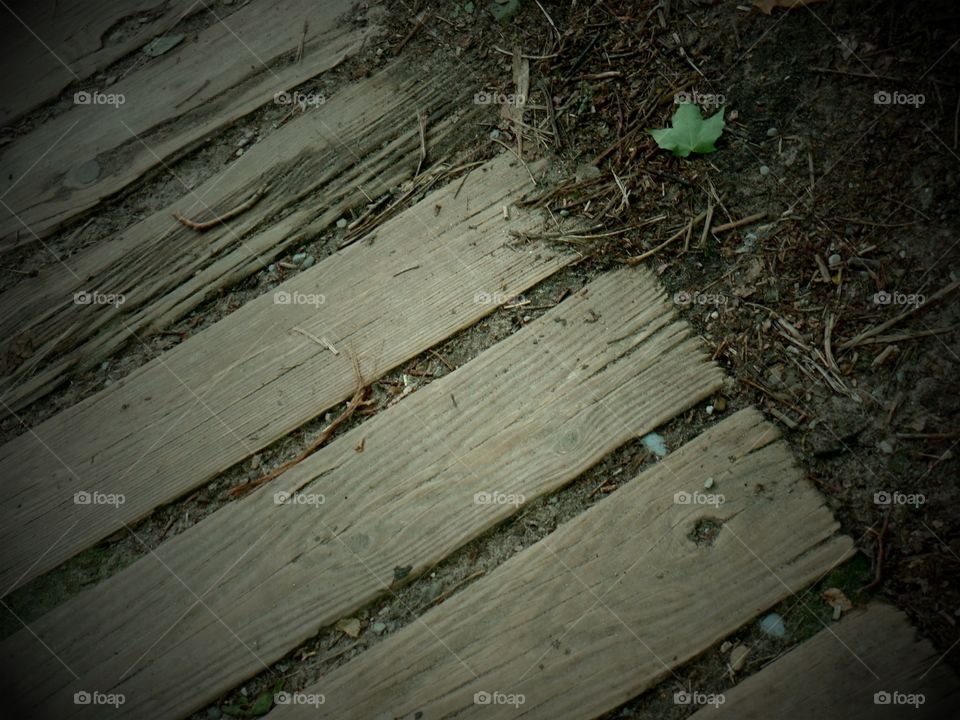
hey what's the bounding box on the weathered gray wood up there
[690,603,960,720]
[265,407,855,720]
[0,266,723,719]
[0,0,198,125]
[0,61,478,410]
[0,0,369,246]
[0,154,573,592]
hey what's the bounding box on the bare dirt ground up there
[2,1,959,718]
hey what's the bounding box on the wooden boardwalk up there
[1,2,955,719]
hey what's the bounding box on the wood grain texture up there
[690,603,960,720]
[0,153,573,592]
[0,0,199,125]
[0,266,722,719]
[0,61,479,410]
[0,0,369,246]
[265,407,855,720]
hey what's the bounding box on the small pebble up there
[301,255,315,269]
[336,218,348,229]
[370,622,387,635]
[704,477,715,489]
[759,165,770,176]
[760,613,786,638]
[828,253,842,267]
[267,264,276,273]
[705,405,714,416]
[878,439,894,454]
[766,127,778,137]
[730,645,750,672]
[292,252,307,264]
[489,129,501,140]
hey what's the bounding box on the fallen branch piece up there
[173,185,268,231]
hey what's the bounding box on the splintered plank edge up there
[0,153,573,592]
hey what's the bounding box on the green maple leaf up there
[648,104,725,157]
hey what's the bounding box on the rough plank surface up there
[0,266,723,719]
[690,603,960,720]
[0,154,573,592]
[0,61,478,410]
[265,407,855,720]
[0,0,369,246]
[0,0,198,124]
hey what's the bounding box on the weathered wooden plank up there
[0,266,723,719]
[0,0,370,247]
[0,0,198,125]
[690,603,960,720]
[0,153,573,593]
[0,61,477,410]
[263,407,855,720]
